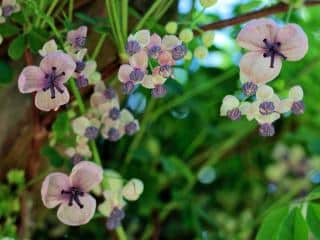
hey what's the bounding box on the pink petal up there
[129,51,148,69]
[118,64,133,83]
[158,51,175,66]
[70,161,103,192]
[35,86,70,111]
[240,51,282,84]
[41,173,70,209]
[67,26,88,45]
[149,33,161,47]
[40,52,76,83]
[162,35,181,50]
[18,66,45,93]
[141,75,155,89]
[57,193,96,226]
[90,92,105,108]
[276,24,308,61]
[237,18,278,51]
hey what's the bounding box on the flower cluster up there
[98,170,144,230]
[18,26,101,111]
[220,18,308,137]
[119,30,187,98]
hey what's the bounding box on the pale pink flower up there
[146,33,162,59]
[142,74,167,98]
[67,26,88,50]
[41,161,103,226]
[162,35,187,61]
[237,18,308,84]
[126,30,150,56]
[18,52,76,111]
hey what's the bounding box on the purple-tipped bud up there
[227,108,241,121]
[2,5,14,17]
[152,85,167,98]
[259,123,275,137]
[125,40,141,56]
[75,36,86,49]
[291,101,304,115]
[111,207,125,220]
[259,101,275,115]
[84,126,99,140]
[104,87,116,100]
[148,45,161,58]
[125,122,138,136]
[75,61,86,73]
[159,65,172,78]
[172,44,187,60]
[129,68,145,82]
[121,81,135,95]
[108,128,120,141]
[242,82,258,97]
[109,107,120,120]
[71,154,84,165]
[76,75,89,88]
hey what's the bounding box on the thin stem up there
[69,79,86,114]
[35,0,45,27]
[115,226,127,240]
[285,5,294,23]
[92,33,107,60]
[69,0,74,21]
[191,8,206,28]
[154,0,175,22]
[105,0,119,48]
[89,140,102,166]
[134,0,163,31]
[40,0,59,28]
[121,0,128,39]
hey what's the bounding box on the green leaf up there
[8,35,25,60]
[75,12,98,25]
[307,203,320,239]
[256,206,289,240]
[0,60,13,85]
[6,169,25,185]
[27,29,47,54]
[277,207,308,240]
[40,145,65,167]
[0,23,20,37]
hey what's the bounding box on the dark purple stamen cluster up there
[61,187,84,208]
[152,85,167,98]
[2,5,14,17]
[104,87,116,100]
[71,154,83,165]
[172,44,187,60]
[291,101,304,115]
[259,123,275,137]
[259,101,275,115]
[262,39,287,68]
[106,207,125,230]
[121,81,135,95]
[125,40,141,56]
[227,108,241,121]
[148,45,161,58]
[125,122,138,136]
[129,68,145,82]
[84,126,99,140]
[108,128,120,141]
[74,36,86,49]
[242,82,258,97]
[109,107,120,120]
[159,65,172,78]
[43,67,65,99]
[75,61,86,73]
[76,75,89,88]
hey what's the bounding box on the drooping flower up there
[67,26,88,51]
[72,116,100,140]
[146,33,162,59]
[162,35,187,61]
[288,85,304,115]
[41,161,103,226]
[237,18,308,84]
[18,52,76,111]
[126,30,150,56]
[220,95,242,121]
[142,74,167,98]
[119,109,140,136]
[0,0,20,21]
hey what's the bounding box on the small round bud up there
[242,82,258,97]
[76,75,89,88]
[152,85,167,98]
[227,108,241,121]
[291,101,304,115]
[259,123,275,137]
[184,50,193,61]
[75,61,86,73]
[179,28,194,43]
[200,0,218,8]
[109,107,120,120]
[202,31,214,47]
[125,122,138,136]
[194,46,208,59]
[122,179,144,201]
[84,126,99,140]
[165,21,178,34]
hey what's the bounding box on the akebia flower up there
[237,18,308,84]
[67,26,88,51]
[220,95,242,121]
[126,30,150,56]
[0,0,20,22]
[41,161,103,226]
[18,52,76,111]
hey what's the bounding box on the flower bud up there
[200,0,218,8]
[194,46,208,59]
[165,21,178,34]
[179,28,194,43]
[202,31,214,47]
[122,178,144,201]
[184,50,193,61]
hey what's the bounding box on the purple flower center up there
[104,87,116,100]
[259,123,275,137]
[74,36,86,49]
[259,101,275,115]
[84,126,99,140]
[76,75,89,88]
[125,40,141,56]
[125,122,138,135]
[121,81,135,95]
[148,45,161,58]
[43,67,66,99]
[75,61,86,73]
[291,100,304,115]
[262,39,287,68]
[159,65,172,78]
[172,44,187,60]
[129,68,145,82]
[71,154,83,165]
[242,82,258,97]
[109,107,120,120]
[108,128,120,141]
[61,186,85,208]
[227,108,241,121]
[152,85,167,98]
[2,5,14,17]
